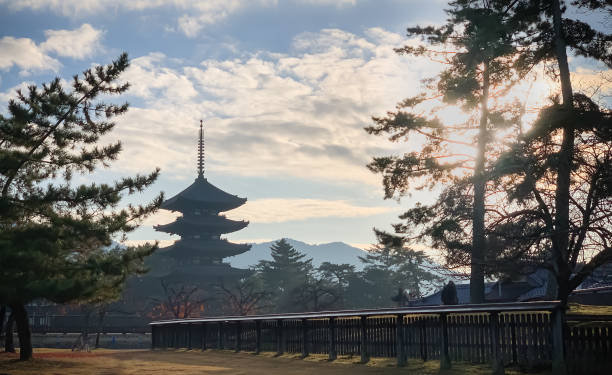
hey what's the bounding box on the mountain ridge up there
[227,238,368,269]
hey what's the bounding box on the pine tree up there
[366,0,528,302]
[358,233,443,307]
[0,53,162,360]
[255,239,313,312]
[491,0,612,307]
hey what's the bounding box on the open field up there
[0,349,550,375]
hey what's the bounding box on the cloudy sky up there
[0,0,608,250]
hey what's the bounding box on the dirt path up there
[0,349,545,375]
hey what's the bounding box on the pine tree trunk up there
[0,305,5,339]
[11,304,32,360]
[551,0,574,306]
[4,311,15,353]
[79,308,92,352]
[95,307,106,349]
[471,59,490,304]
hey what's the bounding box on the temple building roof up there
[155,215,248,235]
[163,238,251,259]
[161,264,251,282]
[160,175,247,213]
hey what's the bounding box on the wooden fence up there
[29,315,151,334]
[150,301,609,374]
[565,314,611,374]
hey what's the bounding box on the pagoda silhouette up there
[153,121,251,282]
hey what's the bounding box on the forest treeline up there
[204,238,442,316]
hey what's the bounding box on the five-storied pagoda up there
[154,121,251,282]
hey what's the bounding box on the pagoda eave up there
[154,219,249,235]
[161,176,247,213]
[161,195,246,213]
[161,265,251,283]
[162,240,251,258]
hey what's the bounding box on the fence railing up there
[151,301,572,373]
[29,315,151,334]
[565,314,612,375]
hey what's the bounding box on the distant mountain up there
[227,239,457,285]
[226,239,368,270]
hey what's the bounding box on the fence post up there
[420,318,428,361]
[510,314,517,364]
[302,318,309,358]
[235,321,242,352]
[166,326,171,348]
[360,316,369,364]
[167,326,172,349]
[164,325,169,349]
[276,319,284,356]
[490,312,504,375]
[201,323,207,351]
[551,307,567,375]
[151,325,157,349]
[329,317,337,360]
[218,322,223,349]
[440,313,451,369]
[188,324,192,350]
[255,320,261,354]
[174,325,180,349]
[396,314,406,366]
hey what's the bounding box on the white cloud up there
[4,0,361,37]
[41,24,104,59]
[103,28,443,186]
[229,198,394,223]
[348,243,371,250]
[0,82,32,115]
[3,0,274,37]
[0,37,60,73]
[297,0,357,6]
[122,239,176,247]
[142,196,392,227]
[0,24,104,75]
[124,53,198,101]
[142,209,181,226]
[571,67,612,100]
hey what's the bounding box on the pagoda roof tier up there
[161,176,247,212]
[154,215,249,236]
[161,264,250,282]
[163,238,251,259]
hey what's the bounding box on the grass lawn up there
[0,348,550,375]
[567,303,612,315]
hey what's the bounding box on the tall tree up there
[491,0,612,305]
[356,232,443,307]
[0,305,5,347]
[367,0,526,302]
[151,280,208,319]
[0,53,162,360]
[255,239,313,312]
[216,276,271,316]
[3,311,14,353]
[314,262,356,308]
[292,276,341,312]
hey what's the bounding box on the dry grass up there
[0,348,550,375]
[568,303,612,315]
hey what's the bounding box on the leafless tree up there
[216,278,271,316]
[151,280,209,319]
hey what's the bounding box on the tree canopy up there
[0,53,162,360]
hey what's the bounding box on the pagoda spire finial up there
[198,120,205,178]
